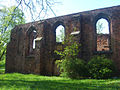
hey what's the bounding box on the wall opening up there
[27,28,37,55]
[32,30,37,49]
[55,25,65,43]
[96,18,110,51]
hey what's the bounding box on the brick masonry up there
[6,5,120,75]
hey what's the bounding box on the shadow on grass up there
[0,79,119,90]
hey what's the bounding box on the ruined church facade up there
[6,5,120,75]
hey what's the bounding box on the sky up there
[96,18,109,34]
[0,0,120,22]
[53,0,120,17]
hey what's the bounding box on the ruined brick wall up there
[6,5,120,75]
[97,34,109,51]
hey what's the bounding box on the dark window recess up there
[28,30,37,55]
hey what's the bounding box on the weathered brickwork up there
[97,34,109,51]
[6,5,120,75]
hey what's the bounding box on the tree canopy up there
[15,0,57,21]
[0,6,25,61]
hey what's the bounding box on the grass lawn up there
[0,73,120,90]
[0,60,120,90]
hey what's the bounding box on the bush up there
[55,35,88,79]
[0,59,5,74]
[88,55,117,79]
[56,58,88,79]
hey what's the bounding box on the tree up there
[56,28,65,42]
[96,21,104,34]
[0,0,59,22]
[14,0,58,21]
[0,6,25,61]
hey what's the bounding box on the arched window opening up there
[32,30,37,49]
[56,25,65,43]
[96,18,110,51]
[27,29,37,55]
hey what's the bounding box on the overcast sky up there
[0,0,120,22]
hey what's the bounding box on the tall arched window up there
[32,30,37,49]
[56,25,65,43]
[27,27,37,55]
[96,18,110,51]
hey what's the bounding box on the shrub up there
[56,58,88,79]
[55,35,88,79]
[88,55,117,79]
[0,59,5,74]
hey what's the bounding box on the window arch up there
[27,26,37,55]
[32,30,37,49]
[55,25,65,43]
[95,17,110,51]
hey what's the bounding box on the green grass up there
[0,60,120,90]
[0,73,120,90]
